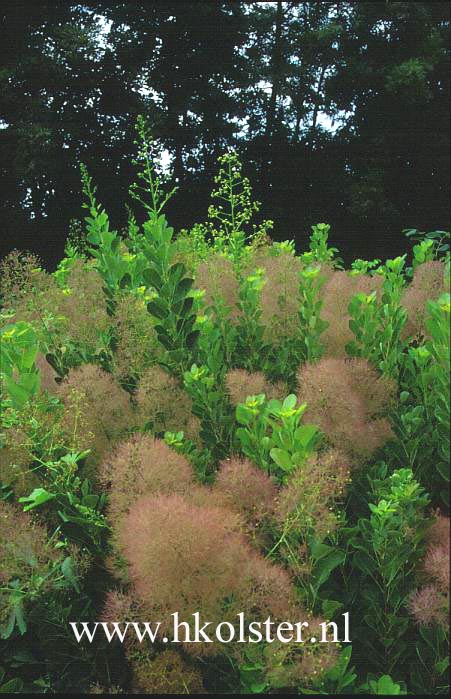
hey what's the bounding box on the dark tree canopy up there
[1,1,449,267]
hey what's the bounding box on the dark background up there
[1,1,449,269]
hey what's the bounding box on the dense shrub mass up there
[0,142,449,695]
[297,358,396,466]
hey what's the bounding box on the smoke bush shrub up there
[321,270,383,357]
[250,250,302,342]
[262,618,340,691]
[347,257,408,378]
[408,514,449,629]
[195,253,240,321]
[57,364,133,468]
[297,358,395,466]
[1,126,449,693]
[0,426,39,498]
[56,260,111,351]
[0,501,64,633]
[401,260,448,339]
[129,650,205,694]
[35,352,59,393]
[234,267,268,371]
[117,493,301,657]
[406,516,449,693]
[343,467,431,675]
[0,249,42,307]
[110,292,163,386]
[134,364,201,442]
[99,433,194,529]
[275,449,350,547]
[213,457,278,535]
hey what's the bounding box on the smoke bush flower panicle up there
[409,514,449,629]
[401,260,447,339]
[57,364,133,469]
[320,270,383,357]
[5,260,110,354]
[4,267,63,328]
[101,589,147,653]
[424,544,450,592]
[118,493,301,657]
[195,254,240,320]
[0,502,61,584]
[426,512,450,549]
[0,502,63,626]
[213,457,278,537]
[35,352,59,394]
[129,650,205,695]
[135,365,201,443]
[408,585,448,629]
[58,260,110,349]
[249,251,302,341]
[0,249,42,307]
[111,293,163,384]
[225,369,287,407]
[263,617,339,690]
[100,433,194,528]
[275,449,351,543]
[297,358,395,466]
[0,427,39,498]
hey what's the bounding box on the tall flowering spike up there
[135,365,200,443]
[195,253,240,319]
[225,368,287,407]
[320,270,383,357]
[401,260,447,339]
[297,358,395,466]
[118,493,301,657]
[57,364,133,468]
[99,433,194,529]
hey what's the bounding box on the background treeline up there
[1,0,449,267]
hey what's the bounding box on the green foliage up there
[343,466,430,674]
[236,393,321,482]
[141,216,198,373]
[347,256,408,378]
[235,267,267,371]
[0,322,40,409]
[183,364,235,461]
[19,451,108,552]
[396,293,450,503]
[80,163,134,312]
[301,223,341,267]
[298,264,329,362]
[358,673,407,695]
